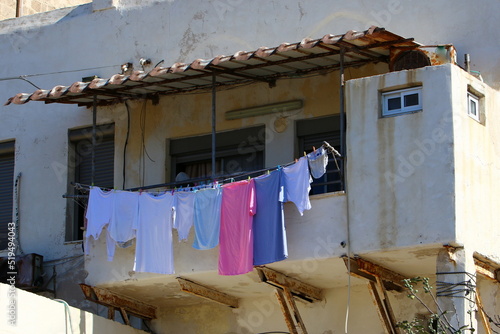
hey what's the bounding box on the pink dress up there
[218,179,256,275]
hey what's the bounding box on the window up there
[170,126,265,183]
[297,116,342,195]
[0,141,15,250]
[467,92,480,121]
[67,124,114,241]
[382,87,422,117]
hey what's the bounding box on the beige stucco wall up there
[346,64,456,252]
[451,66,500,260]
[0,283,147,334]
[0,0,89,21]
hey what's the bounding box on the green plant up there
[397,277,475,334]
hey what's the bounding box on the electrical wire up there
[54,299,75,334]
[123,101,131,189]
[0,64,121,80]
[139,99,155,187]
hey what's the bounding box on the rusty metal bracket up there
[79,284,157,321]
[275,287,308,334]
[177,277,239,308]
[476,289,493,334]
[474,254,500,283]
[342,256,407,291]
[256,266,323,302]
[343,256,407,334]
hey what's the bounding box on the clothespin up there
[139,189,143,195]
[303,151,307,157]
[312,146,316,152]
[295,158,298,163]
[248,176,251,181]
[267,169,270,175]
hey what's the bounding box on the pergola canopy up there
[5,26,424,107]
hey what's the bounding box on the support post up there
[339,47,346,190]
[16,0,23,17]
[92,95,97,185]
[276,288,297,334]
[211,72,216,181]
[436,247,478,332]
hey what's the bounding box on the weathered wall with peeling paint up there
[450,67,500,261]
[0,283,147,334]
[1,0,500,333]
[346,64,457,252]
[0,0,89,21]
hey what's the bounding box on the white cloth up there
[106,191,139,261]
[173,191,196,241]
[85,187,114,254]
[133,192,175,274]
[281,157,312,216]
[307,146,328,179]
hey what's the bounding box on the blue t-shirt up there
[192,188,223,250]
[253,169,288,265]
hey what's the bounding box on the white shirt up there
[133,192,175,274]
[173,191,196,241]
[281,157,312,216]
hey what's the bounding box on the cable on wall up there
[123,101,131,189]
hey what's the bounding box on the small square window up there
[467,93,480,121]
[382,87,422,117]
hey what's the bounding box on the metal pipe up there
[464,54,471,73]
[339,47,346,191]
[211,72,216,181]
[91,95,97,185]
[16,0,23,17]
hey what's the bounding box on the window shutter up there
[0,145,15,250]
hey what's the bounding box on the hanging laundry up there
[281,157,312,216]
[192,187,222,250]
[133,192,175,275]
[173,191,196,241]
[85,187,114,254]
[307,146,328,179]
[106,191,139,261]
[219,179,256,276]
[253,169,288,266]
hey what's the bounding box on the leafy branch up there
[397,277,475,334]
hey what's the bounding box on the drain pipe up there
[16,0,23,17]
[464,54,471,73]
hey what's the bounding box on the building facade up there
[1,1,499,333]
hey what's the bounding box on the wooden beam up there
[283,287,308,334]
[275,288,298,334]
[342,256,408,291]
[107,307,115,320]
[474,256,500,283]
[256,266,323,302]
[79,284,157,320]
[368,281,396,334]
[177,277,239,308]
[119,308,130,326]
[375,277,400,334]
[476,290,492,334]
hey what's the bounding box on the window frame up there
[66,124,115,242]
[467,92,480,122]
[169,126,265,184]
[296,115,343,194]
[381,86,422,117]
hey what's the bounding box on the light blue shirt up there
[192,188,223,250]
